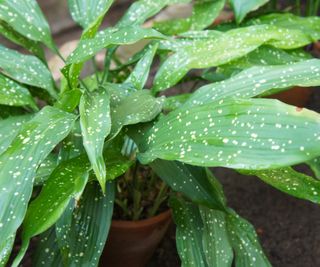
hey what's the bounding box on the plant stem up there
[91,57,100,84]
[132,162,142,220]
[101,46,117,85]
[295,0,301,15]
[148,181,167,218]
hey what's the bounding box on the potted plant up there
[1,1,320,267]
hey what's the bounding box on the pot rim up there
[111,209,172,229]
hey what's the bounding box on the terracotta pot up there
[100,210,172,267]
[268,86,312,107]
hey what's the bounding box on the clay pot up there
[100,210,172,267]
[268,86,312,107]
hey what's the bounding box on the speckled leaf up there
[0,74,37,110]
[226,213,271,267]
[139,98,320,169]
[154,0,226,35]
[56,182,115,267]
[0,20,44,59]
[117,0,192,27]
[66,26,165,64]
[0,45,57,99]
[126,43,158,90]
[54,89,82,113]
[199,207,233,267]
[170,197,208,267]
[68,0,114,30]
[34,154,58,186]
[0,114,33,155]
[150,160,226,210]
[80,88,111,192]
[0,0,55,50]
[153,25,313,92]
[248,13,320,41]
[307,157,320,179]
[186,59,320,107]
[0,106,76,245]
[12,156,90,267]
[33,228,63,267]
[240,168,320,204]
[0,235,14,267]
[163,94,191,111]
[109,90,164,138]
[230,0,268,23]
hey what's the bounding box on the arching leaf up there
[230,0,268,23]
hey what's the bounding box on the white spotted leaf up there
[0,45,57,99]
[230,0,268,23]
[0,235,14,267]
[0,0,55,50]
[55,181,114,267]
[34,153,58,186]
[153,24,315,92]
[186,59,320,108]
[68,0,114,30]
[0,114,33,155]
[125,42,158,90]
[240,167,320,204]
[138,98,320,169]
[80,88,111,192]
[0,106,76,246]
[0,74,37,110]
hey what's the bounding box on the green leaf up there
[117,0,192,28]
[154,0,226,35]
[0,114,33,155]
[33,228,63,267]
[0,20,44,59]
[150,160,226,210]
[34,153,58,186]
[13,156,90,267]
[0,235,14,267]
[0,45,57,99]
[230,0,268,23]
[66,26,165,64]
[240,167,320,204]
[0,74,37,110]
[163,94,191,111]
[226,213,271,267]
[0,106,76,245]
[80,88,111,192]
[153,24,314,92]
[139,98,320,169]
[199,207,233,267]
[56,181,115,267]
[170,197,208,267]
[126,43,158,90]
[0,0,55,50]
[109,90,164,138]
[54,89,82,113]
[248,13,320,41]
[307,157,320,179]
[186,59,320,107]
[68,0,114,30]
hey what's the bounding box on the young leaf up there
[0,20,44,59]
[0,0,55,50]
[186,59,320,107]
[117,0,192,28]
[307,157,320,179]
[153,25,313,92]
[240,167,320,204]
[150,160,226,210]
[0,114,33,155]
[125,43,158,90]
[109,90,164,138]
[0,74,37,110]
[68,0,114,30]
[66,26,165,64]
[0,106,76,246]
[56,182,115,267]
[226,213,271,267]
[139,98,320,169]
[80,88,111,192]
[54,89,82,113]
[230,0,268,23]
[0,45,57,99]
